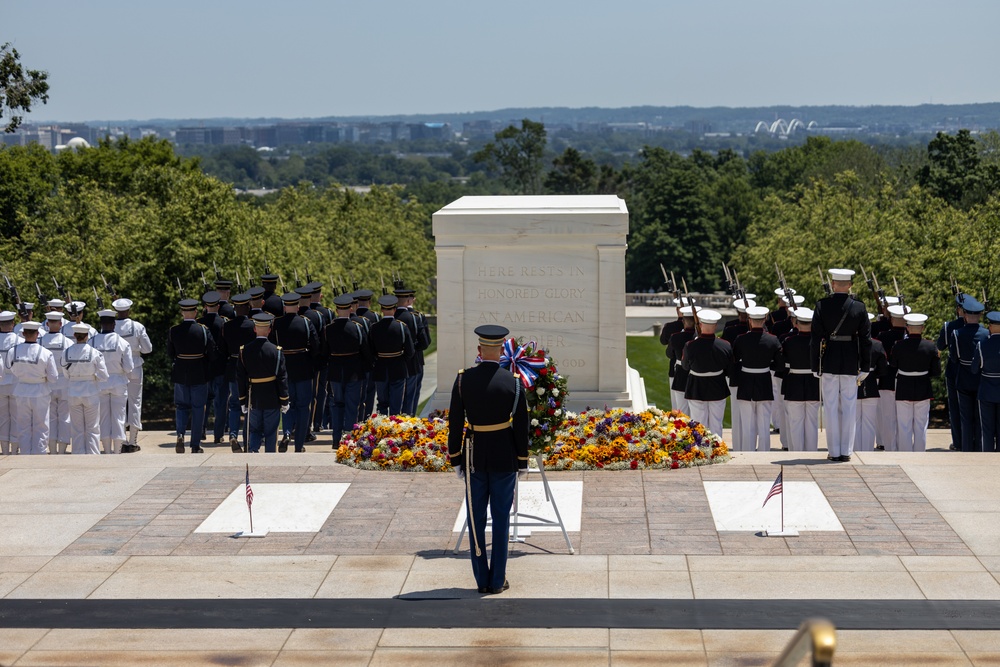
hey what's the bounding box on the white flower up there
[552,389,559,397]
[531,419,539,427]
[554,409,562,416]
[545,436,551,442]
[536,387,545,396]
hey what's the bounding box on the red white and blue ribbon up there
[499,338,548,389]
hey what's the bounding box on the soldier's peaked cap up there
[333,294,354,308]
[280,292,301,304]
[214,279,233,288]
[230,292,251,306]
[178,298,200,310]
[393,283,415,297]
[247,286,266,298]
[475,325,508,346]
[260,273,279,283]
[252,312,274,325]
[987,311,1000,325]
[201,291,220,306]
[378,294,398,309]
[354,289,374,300]
[962,295,986,314]
[294,286,312,297]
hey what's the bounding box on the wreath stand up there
[453,453,575,555]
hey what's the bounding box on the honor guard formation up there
[0,266,430,455]
[660,265,994,457]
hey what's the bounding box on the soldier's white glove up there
[280,404,290,414]
[857,371,870,383]
[240,405,247,414]
[517,469,529,481]
[454,466,463,480]
[812,372,820,379]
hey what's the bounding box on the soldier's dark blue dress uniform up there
[369,294,414,415]
[168,298,217,454]
[306,282,333,432]
[260,274,284,318]
[223,293,255,451]
[325,293,372,447]
[779,323,822,451]
[215,279,237,320]
[681,312,733,436]
[237,313,289,453]
[394,282,431,415]
[354,289,380,419]
[731,315,784,451]
[269,292,319,452]
[948,296,988,452]
[447,325,529,595]
[198,291,229,445]
[971,311,1000,452]
[295,285,325,438]
[666,320,696,416]
[891,315,941,451]
[938,297,967,450]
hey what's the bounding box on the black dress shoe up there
[213,436,222,444]
[305,431,317,443]
[230,436,242,453]
[477,587,489,594]
[175,436,185,454]
[838,455,852,462]
[826,455,837,461]
[191,446,205,454]
[949,444,960,451]
[488,580,510,594]
[875,444,885,451]
[278,434,289,453]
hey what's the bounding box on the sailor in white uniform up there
[63,323,108,454]
[91,309,135,454]
[0,311,23,454]
[5,321,59,454]
[41,311,72,454]
[113,298,153,450]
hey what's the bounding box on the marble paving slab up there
[704,481,843,532]
[195,483,350,534]
[452,481,583,534]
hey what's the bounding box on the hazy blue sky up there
[6,0,999,122]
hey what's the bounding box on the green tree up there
[473,119,547,194]
[0,42,49,133]
[544,147,598,194]
[917,129,1000,209]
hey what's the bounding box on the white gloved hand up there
[812,372,820,379]
[454,466,463,480]
[280,404,290,414]
[517,469,529,481]
[240,405,247,414]
[857,371,870,383]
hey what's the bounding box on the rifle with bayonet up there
[951,275,964,308]
[983,288,990,313]
[680,276,701,331]
[246,265,256,288]
[201,271,209,291]
[235,269,244,293]
[892,277,905,315]
[101,274,118,301]
[213,261,222,283]
[380,274,388,296]
[775,263,797,313]
[176,278,186,301]
[3,270,21,314]
[660,263,681,319]
[860,265,880,313]
[294,269,302,290]
[34,281,48,307]
[92,286,105,311]
[52,276,69,304]
[818,266,832,296]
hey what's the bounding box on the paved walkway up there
[2,429,1000,665]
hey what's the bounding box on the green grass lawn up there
[627,335,731,427]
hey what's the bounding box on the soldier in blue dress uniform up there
[948,295,988,452]
[270,292,319,452]
[168,298,216,454]
[325,293,373,447]
[353,288,380,420]
[237,313,289,453]
[891,313,941,452]
[198,290,229,446]
[681,309,733,436]
[732,305,784,451]
[369,294,414,415]
[938,294,968,451]
[223,292,255,452]
[971,310,1000,452]
[448,324,529,595]
[394,280,431,415]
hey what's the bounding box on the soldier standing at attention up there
[5,321,59,454]
[732,306,784,451]
[0,311,22,455]
[325,293,371,447]
[260,273,284,318]
[223,292,255,452]
[892,313,941,452]
[722,297,754,449]
[681,309,733,436]
[394,281,431,415]
[448,324,529,595]
[354,288,380,419]
[778,308,821,451]
[63,323,108,455]
[270,292,319,452]
[666,305,699,417]
[168,298,216,454]
[91,309,134,454]
[114,298,153,451]
[811,268,871,463]
[214,278,237,320]
[949,295,988,452]
[198,291,229,446]
[972,311,1000,452]
[369,294,414,415]
[876,303,910,451]
[855,316,889,453]
[61,302,96,340]
[237,313,289,453]
[938,294,968,451]
[41,311,72,454]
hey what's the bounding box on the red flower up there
[596,462,604,468]
[660,438,668,445]
[630,460,638,470]
[391,446,399,454]
[534,429,542,437]
[670,460,679,469]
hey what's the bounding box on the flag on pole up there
[245,463,254,509]
[762,469,783,507]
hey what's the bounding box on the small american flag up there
[245,463,254,508]
[762,469,783,507]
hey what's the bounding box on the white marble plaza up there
[703,480,844,533]
[195,483,350,534]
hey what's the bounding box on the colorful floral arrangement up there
[334,407,730,472]
[540,407,730,470]
[500,338,569,454]
[335,414,453,471]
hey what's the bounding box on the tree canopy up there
[0,43,49,133]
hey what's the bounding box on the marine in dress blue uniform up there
[666,306,699,417]
[307,282,333,433]
[971,311,1000,452]
[325,293,373,447]
[167,298,217,453]
[722,297,753,449]
[448,325,529,595]
[778,308,821,451]
[260,273,284,318]
[270,292,320,452]
[891,313,941,452]
[237,313,289,453]
[948,295,988,452]
[876,304,910,452]
[681,309,733,436]
[855,331,889,452]
[810,268,872,462]
[732,306,784,451]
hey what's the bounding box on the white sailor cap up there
[679,305,702,317]
[672,296,695,306]
[20,321,41,331]
[46,298,66,309]
[887,304,911,317]
[71,323,91,335]
[0,311,15,322]
[65,301,86,312]
[828,268,855,281]
[698,309,722,324]
[112,298,132,312]
[792,307,814,323]
[866,313,876,321]
[732,298,756,312]
[746,306,770,320]
[904,313,928,326]
[883,295,900,305]
[97,309,116,318]
[44,311,63,321]
[774,287,796,297]
[782,294,806,306]
[21,302,34,310]
[743,293,757,300]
